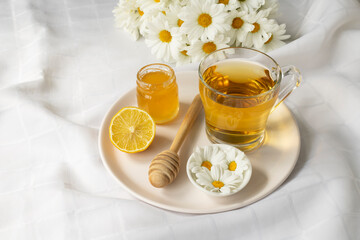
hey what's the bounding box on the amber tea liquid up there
[199,59,279,151]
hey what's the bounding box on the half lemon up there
[109,107,155,153]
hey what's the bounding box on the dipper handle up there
[170,94,203,153]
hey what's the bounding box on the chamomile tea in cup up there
[199,47,301,151]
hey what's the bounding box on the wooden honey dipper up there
[148,94,203,188]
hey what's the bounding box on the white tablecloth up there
[1,0,360,239]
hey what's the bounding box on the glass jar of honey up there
[136,63,179,124]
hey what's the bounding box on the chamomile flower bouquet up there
[113,0,289,65]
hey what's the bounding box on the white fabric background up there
[1,0,360,239]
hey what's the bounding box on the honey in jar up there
[136,63,179,124]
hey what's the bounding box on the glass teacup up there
[199,47,301,151]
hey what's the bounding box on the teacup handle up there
[273,65,302,110]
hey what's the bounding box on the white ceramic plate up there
[98,71,301,214]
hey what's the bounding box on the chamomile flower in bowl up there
[223,145,251,176]
[186,144,252,197]
[188,145,227,173]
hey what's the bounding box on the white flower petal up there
[220,186,231,194]
[191,166,204,173]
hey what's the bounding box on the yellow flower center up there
[264,34,273,44]
[177,19,184,27]
[251,22,260,33]
[180,50,188,56]
[231,17,244,29]
[154,0,160,2]
[162,11,166,15]
[212,181,224,188]
[201,161,212,170]
[219,0,229,4]
[228,161,237,171]
[159,30,172,43]
[198,13,212,28]
[202,42,217,54]
[137,7,144,16]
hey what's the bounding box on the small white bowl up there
[186,144,252,197]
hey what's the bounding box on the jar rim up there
[137,63,176,88]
